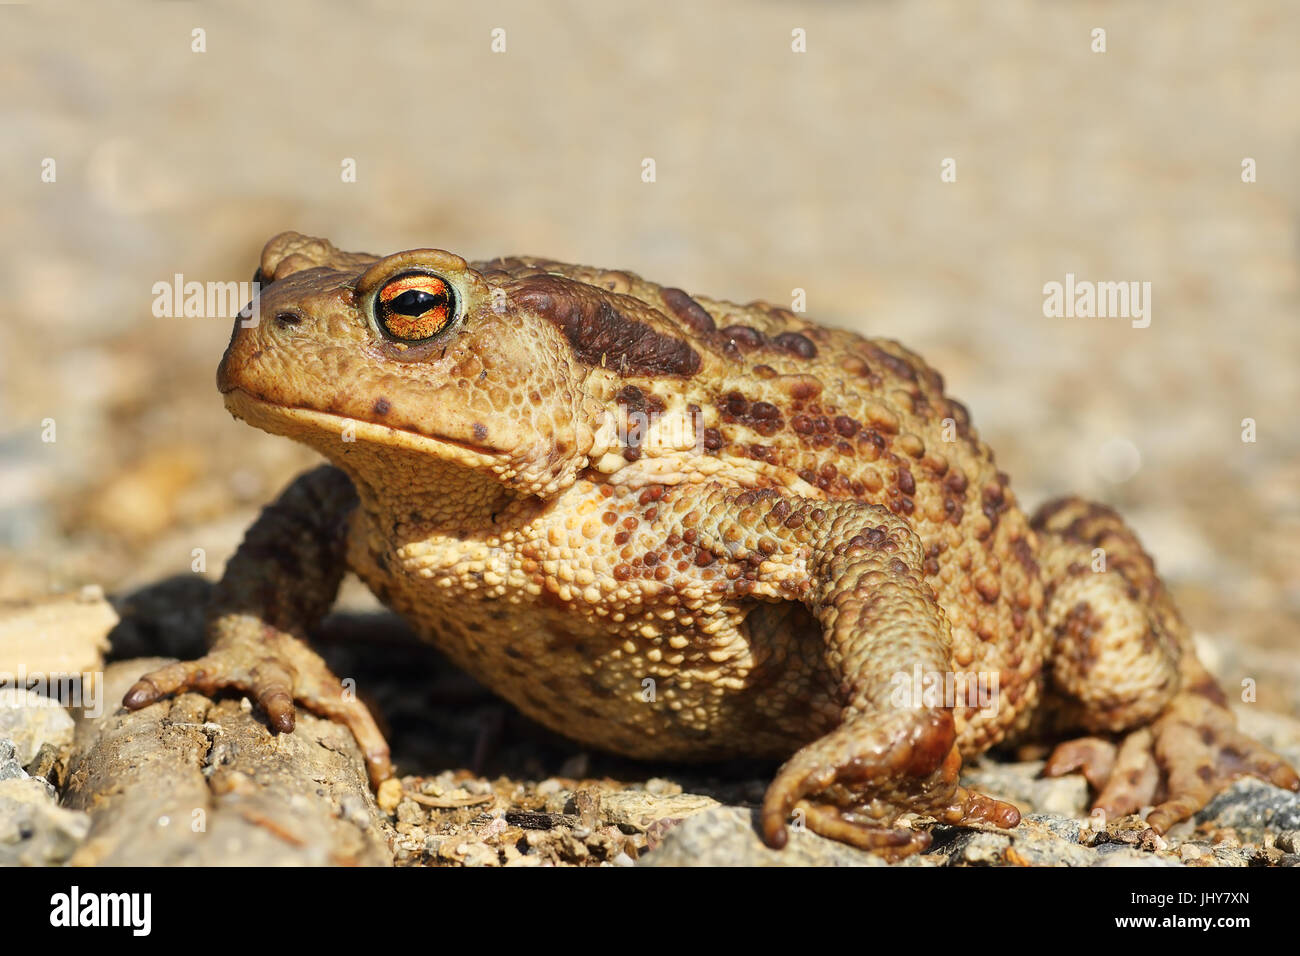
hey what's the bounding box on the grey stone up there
[1089,849,1182,867]
[1023,812,1084,844]
[1197,776,1300,832]
[0,776,90,865]
[0,740,24,781]
[931,814,1098,866]
[1208,845,1253,868]
[597,790,720,831]
[638,806,900,867]
[1276,830,1300,854]
[0,688,76,767]
[932,829,1012,865]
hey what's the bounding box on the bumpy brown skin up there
[125,233,1298,857]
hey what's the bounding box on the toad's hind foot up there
[1045,689,1299,832]
[123,618,394,786]
[796,804,933,861]
[762,713,1021,860]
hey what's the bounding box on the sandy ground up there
[2,0,1298,725]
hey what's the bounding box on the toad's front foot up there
[123,616,393,786]
[1045,689,1299,833]
[762,710,1021,860]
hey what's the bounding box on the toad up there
[125,232,1298,857]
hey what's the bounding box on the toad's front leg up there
[122,464,393,784]
[691,491,1021,858]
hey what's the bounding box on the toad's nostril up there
[275,311,303,327]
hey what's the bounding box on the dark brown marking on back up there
[719,325,765,350]
[863,344,918,382]
[513,274,701,377]
[661,287,716,333]
[718,391,784,437]
[772,331,818,359]
[616,384,666,416]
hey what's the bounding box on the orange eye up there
[375,271,457,342]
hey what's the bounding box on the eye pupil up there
[389,289,444,316]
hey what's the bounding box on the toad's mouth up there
[222,387,503,468]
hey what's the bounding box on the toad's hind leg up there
[1032,497,1298,831]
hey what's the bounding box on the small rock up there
[444,841,499,867]
[505,809,574,830]
[990,815,1097,867]
[536,778,564,797]
[1022,812,1084,844]
[542,787,572,814]
[376,778,403,813]
[0,688,75,766]
[598,790,719,831]
[0,776,90,865]
[1251,845,1286,865]
[554,831,590,862]
[0,587,115,676]
[1198,777,1300,833]
[644,777,681,796]
[25,742,63,783]
[395,799,426,826]
[646,816,683,850]
[574,788,601,830]
[934,829,1012,865]
[0,741,24,782]
[1089,848,1182,867]
[337,792,373,830]
[1140,829,1171,853]
[1209,844,1253,868]
[639,806,890,866]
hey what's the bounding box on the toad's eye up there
[375,272,457,342]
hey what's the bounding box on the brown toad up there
[125,232,1298,856]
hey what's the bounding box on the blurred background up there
[2,1,1298,713]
